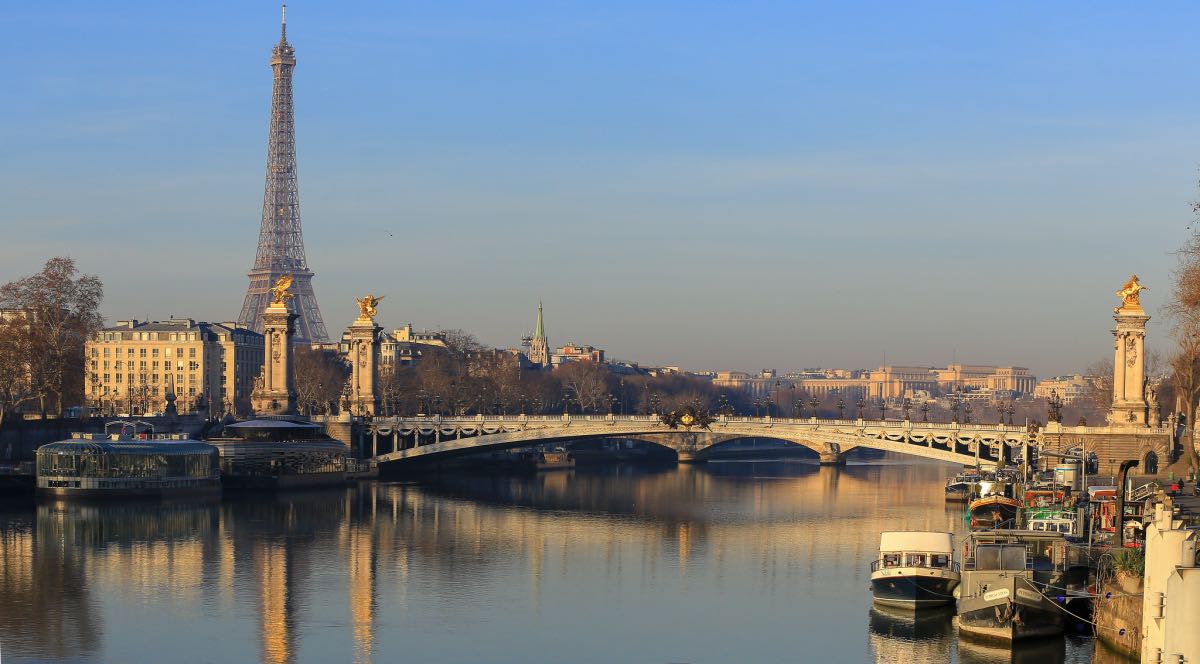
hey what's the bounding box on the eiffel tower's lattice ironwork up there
[238,5,329,343]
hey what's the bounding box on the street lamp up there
[879,399,887,421]
[809,395,820,419]
[856,397,865,420]
[902,397,911,421]
[1047,389,1063,423]
[837,396,846,420]
[920,401,930,423]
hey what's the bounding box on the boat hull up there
[957,575,1062,641]
[968,496,1021,530]
[870,568,960,608]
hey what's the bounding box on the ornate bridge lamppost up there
[837,396,846,420]
[963,400,972,425]
[650,392,662,416]
[1047,389,1063,424]
[718,393,732,416]
[856,397,866,420]
[794,399,803,418]
[1004,401,1015,426]
[920,401,930,423]
[951,396,960,424]
[879,399,888,421]
[810,396,820,419]
[902,397,911,421]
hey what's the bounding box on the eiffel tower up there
[237,4,329,343]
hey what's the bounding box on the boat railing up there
[1131,481,1160,501]
[870,558,960,573]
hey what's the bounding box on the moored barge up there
[35,430,219,499]
[870,531,960,609]
[207,418,347,489]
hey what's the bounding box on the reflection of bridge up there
[368,415,1046,466]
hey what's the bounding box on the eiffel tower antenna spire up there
[237,4,329,343]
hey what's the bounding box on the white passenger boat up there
[870,531,961,609]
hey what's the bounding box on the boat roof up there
[879,531,954,553]
[227,419,321,429]
[967,528,1067,542]
[38,437,215,455]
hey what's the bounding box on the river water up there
[0,459,1115,663]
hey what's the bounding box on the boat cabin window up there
[974,544,1026,571]
[930,554,950,569]
[1032,522,1045,531]
[906,554,926,567]
[882,554,900,568]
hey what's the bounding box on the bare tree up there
[293,347,349,415]
[0,258,103,416]
[556,361,610,413]
[0,315,36,426]
[1166,230,1200,472]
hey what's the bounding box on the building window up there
[152,348,159,358]
[103,373,110,383]
[115,374,122,384]
[165,361,172,371]
[103,347,110,357]
[139,348,146,358]
[165,347,173,358]
[189,347,196,358]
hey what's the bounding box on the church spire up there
[527,301,550,369]
[534,301,545,340]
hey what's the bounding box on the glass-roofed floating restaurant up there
[206,418,348,489]
[35,421,220,498]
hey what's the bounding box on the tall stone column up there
[251,276,299,416]
[348,295,383,416]
[1109,275,1150,427]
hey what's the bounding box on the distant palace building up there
[713,364,1036,401]
[86,319,264,416]
[1033,374,1093,405]
[333,324,448,367]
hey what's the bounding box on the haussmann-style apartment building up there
[86,319,264,416]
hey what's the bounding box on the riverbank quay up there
[1091,491,1200,662]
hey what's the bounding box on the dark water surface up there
[1,460,1107,663]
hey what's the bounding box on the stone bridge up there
[365,414,1055,467]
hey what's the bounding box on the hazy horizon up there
[2,2,1196,378]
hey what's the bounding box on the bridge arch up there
[363,415,1049,469]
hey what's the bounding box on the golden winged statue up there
[356,293,384,319]
[269,275,295,305]
[1115,274,1146,309]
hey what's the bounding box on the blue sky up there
[1,2,1197,376]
